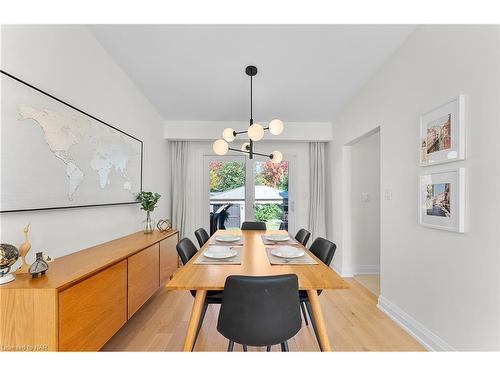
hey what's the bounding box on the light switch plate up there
[385,189,392,200]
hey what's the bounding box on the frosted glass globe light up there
[213,139,229,155]
[271,150,283,164]
[223,128,236,142]
[241,142,250,152]
[269,119,284,135]
[248,123,264,141]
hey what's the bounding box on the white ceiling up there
[88,25,415,122]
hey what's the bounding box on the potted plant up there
[136,191,161,234]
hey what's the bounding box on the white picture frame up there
[419,168,465,232]
[419,95,465,166]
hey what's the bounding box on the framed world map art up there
[0,71,143,213]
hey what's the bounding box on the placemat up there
[193,246,243,265]
[265,247,318,265]
[261,235,300,246]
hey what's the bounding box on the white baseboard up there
[377,295,455,351]
[331,263,353,278]
[352,264,380,275]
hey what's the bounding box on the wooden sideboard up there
[0,229,179,352]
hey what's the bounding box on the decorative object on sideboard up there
[29,252,49,278]
[212,65,284,163]
[42,252,54,262]
[157,219,172,232]
[137,191,161,234]
[420,95,465,166]
[0,70,143,213]
[0,243,19,285]
[419,168,466,233]
[16,223,32,274]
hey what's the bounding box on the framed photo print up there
[420,95,465,166]
[419,168,465,232]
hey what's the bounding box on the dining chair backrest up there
[309,237,337,266]
[194,228,210,248]
[217,274,302,347]
[176,238,198,265]
[295,229,311,246]
[241,221,267,230]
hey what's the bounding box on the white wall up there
[164,121,333,141]
[330,25,500,350]
[350,130,380,274]
[0,25,169,265]
[173,140,311,244]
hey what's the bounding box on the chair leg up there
[280,341,289,352]
[227,340,234,352]
[266,346,271,352]
[304,300,321,348]
[243,345,248,352]
[193,302,208,350]
[300,301,309,326]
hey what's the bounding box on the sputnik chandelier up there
[212,65,284,163]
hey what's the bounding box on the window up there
[206,155,293,233]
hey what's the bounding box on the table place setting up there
[210,234,244,246]
[265,246,318,265]
[193,245,243,265]
[261,233,300,246]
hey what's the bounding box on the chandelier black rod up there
[228,147,272,159]
[233,126,270,137]
[234,129,248,135]
[250,75,253,124]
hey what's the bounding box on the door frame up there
[341,126,381,278]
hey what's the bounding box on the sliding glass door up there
[253,160,289,230]
[206,155,293,234]
[207,156,246,233]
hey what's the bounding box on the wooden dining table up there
[165,229,349,351]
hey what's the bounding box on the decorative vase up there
[29,252,49,278]
[144,211,154,234]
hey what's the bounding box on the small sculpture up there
[0,243,19,285]
[17,224,32,274]
[29,252,49,278]
[157,219,172,232]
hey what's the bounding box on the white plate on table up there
[265,234,290,242]
[204,246,238,259]
[271,246,304,259]
[215,235,241,243]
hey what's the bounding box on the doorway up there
[349,129,381,296]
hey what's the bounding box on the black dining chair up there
[217,274,302,352]
[194,228,210,248]
[294,228,311,246]
[176,238,223,350]
[241,221,267,230]
[299,237,337,345]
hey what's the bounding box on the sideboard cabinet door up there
[127,244,160,318]
[159,234,178,285]
[59,260,127,351]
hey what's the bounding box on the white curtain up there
[308,142,326,241]
[170,141,190,238]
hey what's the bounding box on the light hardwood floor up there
[102,278,424,352]
[354,274,381,296]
